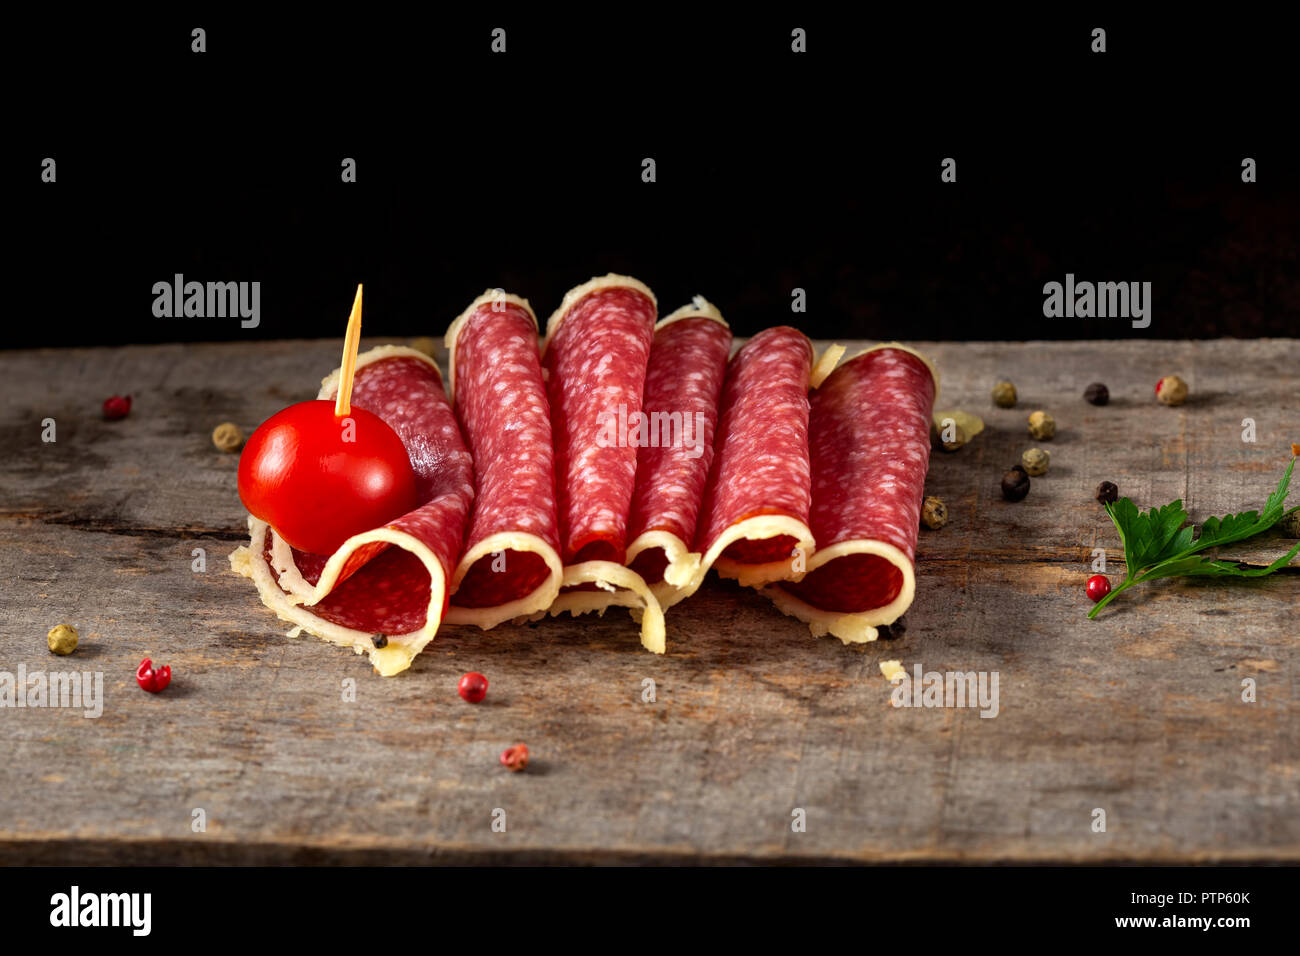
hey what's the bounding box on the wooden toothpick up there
[335,284,363,418]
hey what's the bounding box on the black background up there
[10,10,1299,347]
[1,864,1290,942]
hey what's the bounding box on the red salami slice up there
[443,290,563,626]
[625,298,732,604]
[766,344,938,642]
[541,275,666,652]
[231,346,475,675]
[678,326,817,599]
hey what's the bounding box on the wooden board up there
[1,337,1296,864]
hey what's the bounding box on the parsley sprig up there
[1090,457,1300,618]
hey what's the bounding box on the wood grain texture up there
[1,338,1297,865]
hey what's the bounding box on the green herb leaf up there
[1090,458,1299,618]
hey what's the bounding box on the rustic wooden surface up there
[1,337,1296,865]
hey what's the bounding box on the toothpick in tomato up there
[237,400,417,555]
[236,284,417,556]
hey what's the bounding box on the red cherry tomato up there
[1086,574,1111,603]
[238,400,417,555]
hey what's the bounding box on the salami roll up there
[541,275,666,653]
[625,297,732,605]
[765,344,938,643]
[666,325,821,605]
[230,346,474,676]
[443,290,564,627]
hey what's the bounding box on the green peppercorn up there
[1156,375,1189,406]
[47,624,79,655]
[1021,447,1051,476]
[1027,410,1056,440]
[991,380,1017,408]
[921,496,948,529]
[938,421,968,452]
[212,422,244,453]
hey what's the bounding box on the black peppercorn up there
[1084,382,1110,405]
[878,616,907,640]
[1096,481,1119,505]
[1001,469,1030,501]
[371,633,388,648]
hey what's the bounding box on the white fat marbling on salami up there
[626,305,731,598]
[683,326,816,591]
[541,275,666,651]
[543,283,656,564]
[444,293,563,626]
[807,348,934,558]
[765,345,938,643]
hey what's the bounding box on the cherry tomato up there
[238,400,417,555]
[1086,574,1111,603]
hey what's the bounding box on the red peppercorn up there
[1086,575,1111,603]
[458,672,488,703]
[500,744,529,772]
[136,657,171,693]
[103,395,132,420]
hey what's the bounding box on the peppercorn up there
[1021,447,1051,476]
[136,658,171,693]
[991,380,1017,408]
[458,672,489,703]
[500,744,529,772]
[938,421,968,453]
[1278,511,1300,538]
[212,422,244,453]
[878,616,907,640]
[47,624,79,655]
[1083,382,1110,406]
[408,336,438,358]
[1096,481,1119,505]
[1027,410,1056,440]
[371,633,388,648]
[1001,469,1030,502]
[1156,375,1189,406]
[921,496,948,530]
[102,395,132,420]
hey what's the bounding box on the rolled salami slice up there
[625,297,732,605]
[765,343,938,643]
[230,346,474,676]
[665,325,818,606]
[443,290,564,627]
[541,274,666,653]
